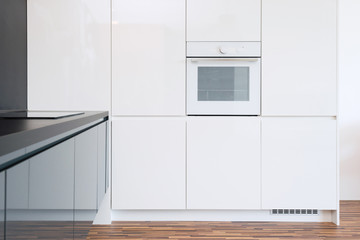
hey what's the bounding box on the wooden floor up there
[87,201,360,239]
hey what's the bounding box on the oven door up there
[187,58,260,115]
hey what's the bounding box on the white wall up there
[339,0,360,200]
[27,0,111,111]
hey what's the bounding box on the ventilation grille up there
[271,209,319,215]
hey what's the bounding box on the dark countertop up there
[0,111,108,159]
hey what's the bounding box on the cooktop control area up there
[0,111,84,119]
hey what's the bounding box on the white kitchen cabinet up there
[262,118,337,209]
[262,0,337,116]
[187,117,261,209]
[27,0,111,111]
[75,127,98,210]
[112,118,186,209]
[187,0,261,41]
[29,139,74,209]
[112,0,186,116]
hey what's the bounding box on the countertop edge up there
[0,111,108,157]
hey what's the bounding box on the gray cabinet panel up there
[29,139,75,209]
[6,161,29,209]
[75,127,98,210]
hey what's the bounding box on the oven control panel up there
[187,42,261,57]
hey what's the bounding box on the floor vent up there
[271,209,319,215]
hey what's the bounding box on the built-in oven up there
[187,42,261,115]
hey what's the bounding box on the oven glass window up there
[198,67,249,101]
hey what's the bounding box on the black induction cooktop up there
[0,111,84,119]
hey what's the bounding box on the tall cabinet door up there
[27,0,111,111]
[112,118,186,209]
[262,0,337,116]
[187,117,261,209]
[112,0,185,116]
[262,118,337,209]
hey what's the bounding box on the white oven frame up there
[186,57,261,115]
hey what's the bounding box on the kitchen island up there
[0,111,108,239]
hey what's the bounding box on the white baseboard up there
[111,209,333,222]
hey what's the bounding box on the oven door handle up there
[190,58,259,63]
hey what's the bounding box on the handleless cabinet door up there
[74,127,98,211]
[6,160,29,236]
[262,0,337,116]
[6,150,28,210]
[262,118,337,209]
[187,117,261,209]
[27,0,111,111]
[187,0,261,41]
[112,118,186,209]
[112,0,185,116]
[29,139,75,210]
